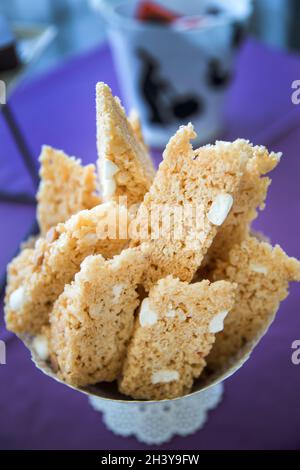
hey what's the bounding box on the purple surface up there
[1,39,300,450]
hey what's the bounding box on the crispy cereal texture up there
[119,276,236,400]
[131,124,246,291]
[206,236,300,371]
[48,248,147,387]
[5,202,130,335]
[5,247,35,306]
[37,146,101,235]
[204,141,281,266]
[96,82,155,205]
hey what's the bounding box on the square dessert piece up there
[96,82,155,206]
[206,236,300,371]
[131,124,246,290]
[119,276,236,400]
[37,146,101,235]
[5,202,130,335]
[48,247,147,386]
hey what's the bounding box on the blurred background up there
[1,0,300,147]
[0,0,300,80]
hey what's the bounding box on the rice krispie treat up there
[37,146,101,235]
[5,202,130,335]
[119,276,236,400]
[131,124,246,291]
[96,82,155,206]
[204,141,281,265]
[47,248,147,387]
[206,236,300,371]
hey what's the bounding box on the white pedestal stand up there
[89,383,223,445]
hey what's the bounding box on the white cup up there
[95,0,252,147]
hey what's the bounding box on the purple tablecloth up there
[1,38,300,450]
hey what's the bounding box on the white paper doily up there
[89,383,223,445]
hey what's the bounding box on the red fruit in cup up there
[136,1,180,25]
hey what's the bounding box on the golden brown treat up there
[5,202,130,335]
[96,82,155,206]
[119,276,236,400]
[37,146,101,235]
[206,236,300,371]
[204,142,281,266]
[48,248,147,387]
[131,124,246,291]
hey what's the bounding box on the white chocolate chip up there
[112,283,124,303]
[9,286,25,311]
[103,159,119,179]
[209,310,229,333]
[139,298,157,327]
[216,140,230,147]
[177,309,186,321]
[32,335,49,361]
[151,370,180,384]
[102,160,119,198]
[102,178,116,199]
[250,263,268,274]
[208,193,233,226]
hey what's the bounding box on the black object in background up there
[0,14,20,71]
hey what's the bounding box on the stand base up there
[89,383,223,445]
